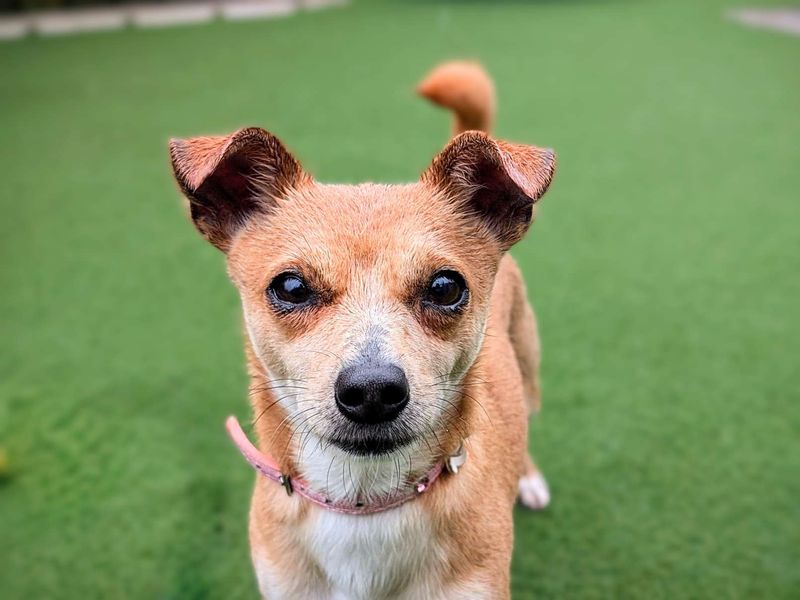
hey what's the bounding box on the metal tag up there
[445,442,467,474]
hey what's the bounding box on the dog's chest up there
[300,504,440,599]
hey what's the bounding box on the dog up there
[168,61,555,600]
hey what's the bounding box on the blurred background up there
[1,0,798,598]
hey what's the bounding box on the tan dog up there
[169,62,555,600]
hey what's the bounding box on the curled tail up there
[417,61,496,136]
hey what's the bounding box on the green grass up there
[1,0,799,597]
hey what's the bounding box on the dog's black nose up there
[335,362,410,424]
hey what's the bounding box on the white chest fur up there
[255,502,444,600]
[306,503,438,599]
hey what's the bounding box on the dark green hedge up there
[1,0,158,14]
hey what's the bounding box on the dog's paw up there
[518,471,550,510]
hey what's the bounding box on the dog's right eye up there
[268,273,314,308]
[423,270,468,311]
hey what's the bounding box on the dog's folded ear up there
[422,131,555,249]
[169,127,308,251]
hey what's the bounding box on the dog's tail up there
[416,61,496,136]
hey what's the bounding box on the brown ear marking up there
[168,127,309,251]
[422,131,556,249]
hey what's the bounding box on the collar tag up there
[445,442,467,474]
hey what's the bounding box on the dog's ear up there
[169,127,308,251]
[422,131,555,249]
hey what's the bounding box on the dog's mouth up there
[328,431,417,457]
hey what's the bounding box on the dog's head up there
[169,128,554,458]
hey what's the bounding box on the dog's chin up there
[328,433,416,457]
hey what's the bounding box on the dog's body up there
[247,254,542,600]
[170,62,554,599]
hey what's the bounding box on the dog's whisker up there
[279,408,329,467]
[297,416,325,460]
[393,454,402,498]
[436,398,472,441]
[267,404,316,455]
[249,384,308,394]
[340,461,348,499]
[295,347,345,363]
[325,452,337,494]
[251,393,296,426]
[436,385,493,427]
[346,459,357,498]
[275,415,311,463]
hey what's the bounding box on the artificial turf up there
[1,0,798,597]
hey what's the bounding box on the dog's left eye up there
[268,273,314,308]
[424,270,468,309]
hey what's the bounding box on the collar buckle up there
[279,474,294,496]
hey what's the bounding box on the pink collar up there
[225,416,465,516]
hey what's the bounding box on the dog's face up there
[170,129,554,457]
[228,183,501,456]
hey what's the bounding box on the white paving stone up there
[729,8,800,37]
[34,8,127,36]
[301,0,348,10]
[0,17,30,40]
[221,0,296,21]
[0,0,349,41]
[131,3,217,28]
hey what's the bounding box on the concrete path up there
[0,0,347,41]
[729,7,800,37]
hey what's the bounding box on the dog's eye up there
[268,273,314,308]
[424,271,467,309]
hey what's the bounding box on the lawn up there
[1,0,798,598]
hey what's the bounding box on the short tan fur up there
[169,61,555,600]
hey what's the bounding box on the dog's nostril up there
[338,386,365,408]
[380,382,408,406]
